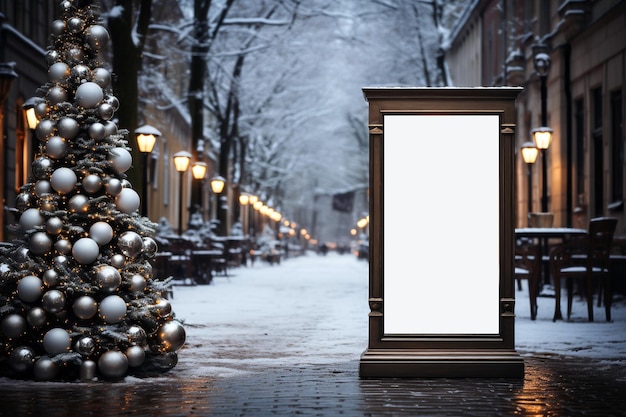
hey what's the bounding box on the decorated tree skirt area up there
[0,0,185,381]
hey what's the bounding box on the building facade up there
[446,0,625,235]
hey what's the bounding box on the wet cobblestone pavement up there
[2,253,625,416]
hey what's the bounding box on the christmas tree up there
[0,0,185,381]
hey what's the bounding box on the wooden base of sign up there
[359,349,525,378]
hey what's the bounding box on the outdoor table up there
[515,227,588,291]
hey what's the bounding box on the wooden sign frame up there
[359,87,524,378]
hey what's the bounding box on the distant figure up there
[318,243,328,256]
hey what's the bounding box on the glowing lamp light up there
[135,125,161,153]
[532,127,553,150]
[173,151,192,172]
[191,162,207,180]
[520,142,539,164]
[209,176,226,194]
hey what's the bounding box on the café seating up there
[549,217,618,322]
[515,240,541,320]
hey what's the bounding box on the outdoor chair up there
[549,217,618,322]
[514,240,541,320]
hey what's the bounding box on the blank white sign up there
[383,114,500,334]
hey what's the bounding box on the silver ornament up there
[129,274,146,292]
[98,350,128,379]
[115,188,140,214]
[50,167,77,194]
[50,20,65,37]
[27,307,47,327]
[35,101,48,118]
[151,352,178,371]
[110,254,126,268]
[82,174,102,193]
[92,68,111,88]
[156,320,186,352]
[39,194,57,212]
[72,238,100,264]
[67,17,84,33]
[17,276,43,302]
[33,357,58,381]
[29,231,52,256]
[9,346,36,373]
[104,95,119,111]
[89,221,113,245]
[1,314,27,338]
[43,328,71,355]
[42,289,66,314]
[46,217,63,235]
[19,208,44,230]
[48,62,70,84]
[60,1,72,11]
[70,64,90,82]
[45,136,68,159]
[45,49,60,65]
[88,122,106,140]
[98,103,114,120]
[46,85,67,105]
[32,157,53,179]
[108,147,132,173]
[42,268,60,286]
[86,25,109,50]
[105,178,122,196]
[125,346,145,368]
[103,121,118,136]
[54,238,72,255]
[57,117,80,139]
[73,296,98,320]
[34,180,52,196]
[75,82,103,108]
[15,193,31,210]
[35,119,55,141]
[80,360,97,381]
[117,231,143,258]
[68,194,89,213]
[94,265,121,292]
[66,47,84,65]
[141,237,157,257]
[152,298,172,317]
[98,295,127,323]
[127,325,147,345]
[74,336,96,356]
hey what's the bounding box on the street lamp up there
[191,161,207,220]
[239,193,250,236]
[135,124,161,217]
[533,48,552,213]
[521,141,539,221]
[173,151,191,235]
[209,175,226,234]
[23,96,44,130]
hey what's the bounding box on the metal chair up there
[515,240,541,320]
[549,217,618,322]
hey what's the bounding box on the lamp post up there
[533,49,552,213]
[249,195,258,237]
[173,151,191,235]
[521,141,539,221]
[191,161,207,220]
[239,193,249,236]
[209,175,226,235]
[135,125,161,217]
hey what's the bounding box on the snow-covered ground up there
[169,251,626,379]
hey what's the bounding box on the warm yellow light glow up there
[271,211,282,222]
[239,194,250,205]
[350,228,357,236]
[209,176,226,194]
[532,127,553,150]
[520,142,539,164]
[173,151,192,172]
[135,125,161,153]
[249,195,259,205]
[357,217,369,229]
[253,201,263,210]
[191,162,207,180]
[300,228,307,236]
[25,107,38,130]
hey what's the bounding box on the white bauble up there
[48,62,70,84]
[115,188,140,214]
[89,221,113,245]
[17,276,43,302]
[125,345,145,367]
[72,237,100,264]
[43,328,71,355]
[82,174,102,193]
[75,82,103,108]
[108,147,132,173]
[57,117,80,139]
[19,208,44,231]
[50,167,77,194]
[92,68,111,88]
[45,136,68,159]
[99,295,127,323]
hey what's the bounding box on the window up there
[610,89,623,209]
